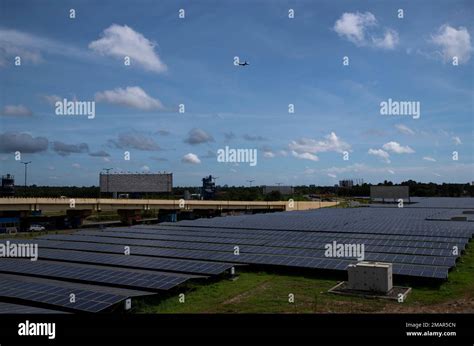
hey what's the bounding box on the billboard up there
[100,173,172,193]
[370,186,409,201]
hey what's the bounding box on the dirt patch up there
[222,280,273,305]
[381,296,474,313]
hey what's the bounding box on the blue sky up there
[0,0,473,186]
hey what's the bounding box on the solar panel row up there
[133,224,469,244]
[0,302,67,314]
[33,248,235,275]
[98,227,468,247]
[39,233,457,256]
[71,229,469,253]
[0,274,148,313]
[0,258,193,291]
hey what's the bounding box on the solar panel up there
[0,258,195,291]
[75,230,270,246]
[29,247,234,275]
[99,225,467,244]
[0,302,68,314]
[39,233,457,256]
[0,273,150,313]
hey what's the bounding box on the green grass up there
[135,242,473,314]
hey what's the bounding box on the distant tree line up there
[330,181,473,198]
[7,181,474,199]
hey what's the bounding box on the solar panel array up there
[1,198,472,312]
[28,201,473,279]
[0,273,150,313]
[17,238,456,267]
[0,234,234,313]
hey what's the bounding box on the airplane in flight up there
[238,61,249,66]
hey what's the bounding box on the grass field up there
[135,241,474,314]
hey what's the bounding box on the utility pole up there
[102,168,113,197]
[21,161,31,187]
[247,179,255,187]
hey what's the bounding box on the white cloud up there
[382,141,415,154]
[372,29,399,49]
[325,163,376,175]
[182,153,201,164]
[452,136,462,145]
[368,148,391,163]
[423,156,436,162]
[108,132,160,151]
[263,151,275,158]
[72,163,81,169]
[387,169,395,175]
[0,28,91,67]
[0,132,48,153]
[395,124,415,135]
[89,24,167,73]
[334,12,376,45]
[42,94,62,106]
[289,132,351,161]
[1,105,32,117]
[327,173,337,178]
[0,29,43,66]
[141,165,150,172]
[334,12,399,50]
[291,151,319,162]
[95,86,163,110]
[431,25,471,64]
[184,128,214,145]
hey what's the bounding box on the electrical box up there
[347,261,393,293]
[124,298,132,311]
